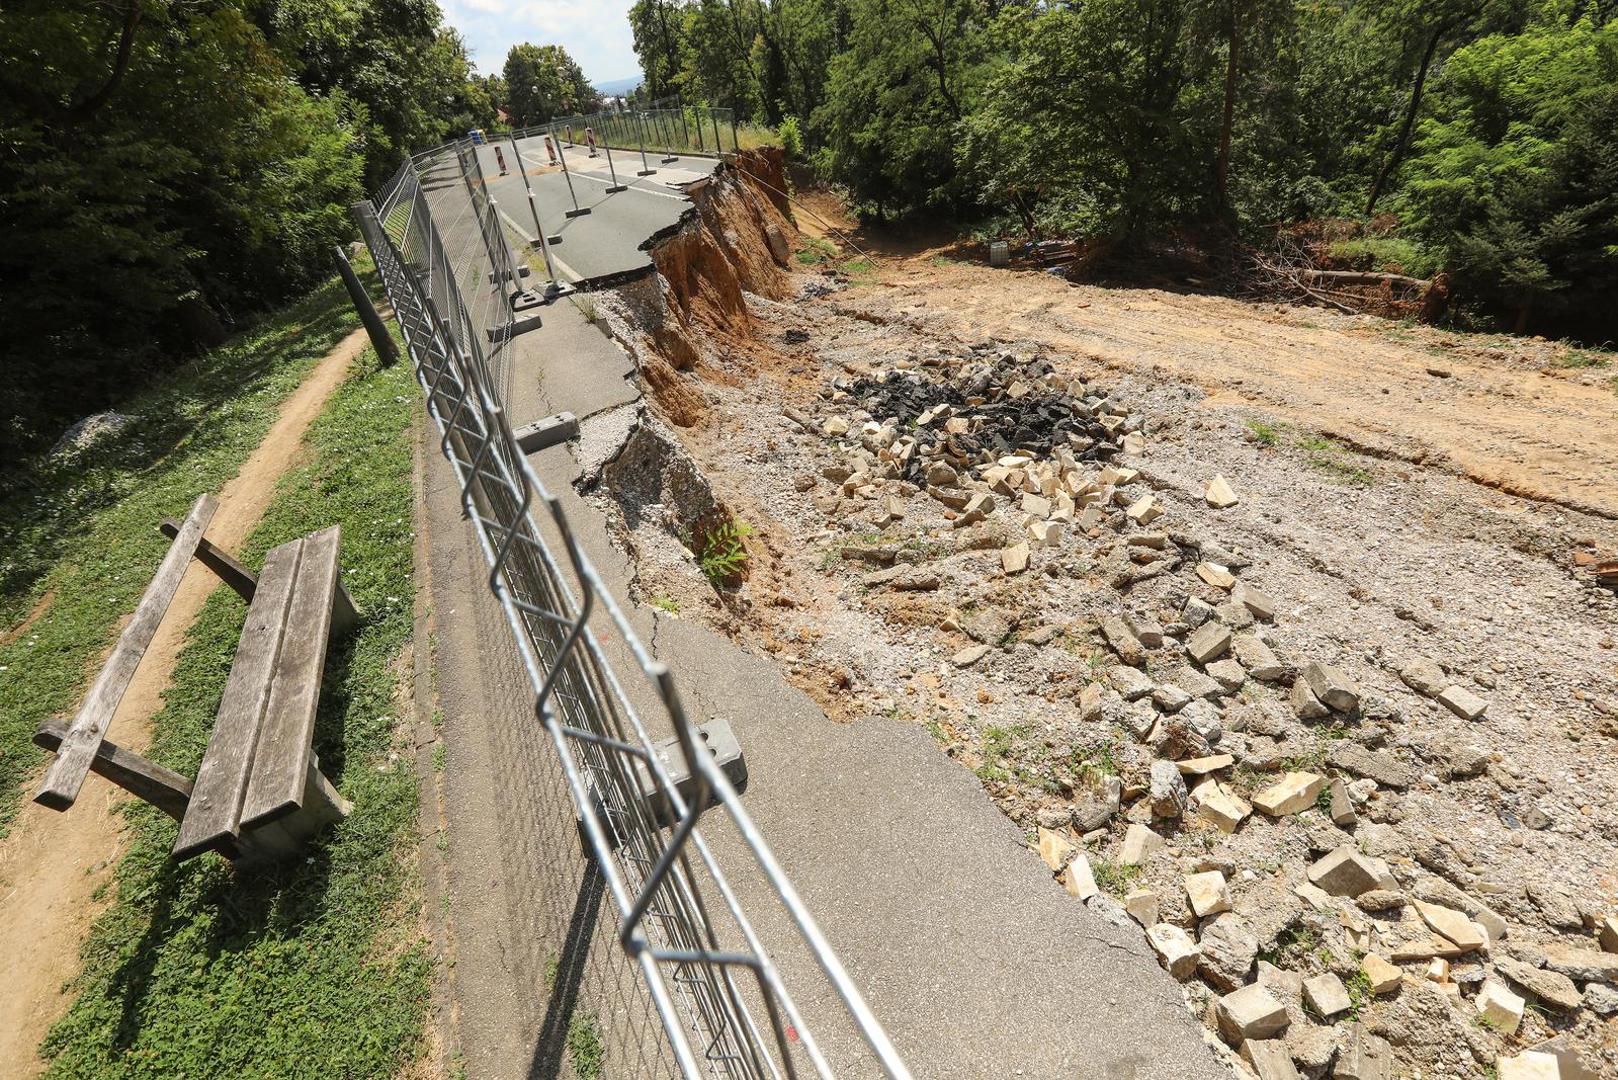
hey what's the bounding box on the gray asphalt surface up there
[466,136,719,284]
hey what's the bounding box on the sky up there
[440,0,644,86]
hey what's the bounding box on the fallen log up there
[1300,269,1431,291]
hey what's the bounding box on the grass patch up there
[694,516,752,586]
[839,257,877,282]
[1325,236,1438,278]
[38,347,431,1078]
[1090,857,1142,897]
[1295,433,1375,487]
[0,267,374,839]
[567,1012,605,1080]
[650,594,680,615]
[1553,348,1611,369]
[794,237,838,266]
[1246,418,1283,447]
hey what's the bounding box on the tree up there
[503,42,599,125]
[630,0,689,101]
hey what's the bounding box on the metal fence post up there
[549,122,591,218]
[713,110,723,156]
[600,127,627,193]
[333,242,399,366]
[635,112,656,176]
[509,131,566,295]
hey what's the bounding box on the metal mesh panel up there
[354,150,909,1080]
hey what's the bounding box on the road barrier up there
[357,141,909,1079]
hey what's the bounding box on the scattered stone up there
[1198,912,1259,991]
[1495,957,1583,1012]
[1037,827,1075,871]
[1152,683,1193,712]
[1437,684,1489,721]
[1129,615,1164,648]
[862,565,939,590]
[1102,614,1146,666]
[1205,474,1239,509]
[822,416,850,436]
[951,644,991,668]
[1240,1040,1300,1080]
[1476,980,1526,1035]
[1600,916,1618,953]
[1335,1023,1394,1080]
[1176,753,1234,776]
[1147,923,1201,980]
[1398,657,1447,697]
[1001,542,1031,574]
[1150,760,1189,818]
[1307,845,1385,898]
[1328,777,1357,826]
[1327,743,1416,790]
[1232,634,1286,681]
[1215,984,1289,1044]
[1497,1052,1561,1080]
[1586,983,1618,1016]
[1290,679,1330,720]
[1362,953,1403,994]
[1196,561,1237,590]
[1186,623,1233,665]
[1253,771,1328,817]
[1124,888,1159,927]
[1126,493,1163,525]
[1303,972,1352,1018]
[1302,661,1361,713]
[1110,666,1155,700]
[1063,852,1099,899]
[1437,743,1491,780]
[1182,596,1216,628]
[1119,823,1165,865]
[1231,582,1277,621]
[1355,889,1405,913]
[1185,870,1233,918]
[1206,658,1246,691]
[1193,778,1251,834]
[1413,900,1487,952]
[1541,943,1618,984]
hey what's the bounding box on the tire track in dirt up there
[0,327,367,1077]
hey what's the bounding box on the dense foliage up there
[631,0,1618,338]
[0,0,494,458]
[502,42,600,126]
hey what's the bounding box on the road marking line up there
[515,150,691,201]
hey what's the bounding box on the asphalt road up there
[465,135,720,285]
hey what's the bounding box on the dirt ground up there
[595,201,1618,1079]
[0,328,363,1076]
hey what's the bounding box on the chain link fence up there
[355,141,908,1079]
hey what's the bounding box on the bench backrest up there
[34,494,218,811]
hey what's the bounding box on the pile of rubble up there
[797,341,1616,1080]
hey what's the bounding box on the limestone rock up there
[1119,823,1164,866]
[1001,541,1031,574]
[1335,1023,1393,1080]
[1303,972,1351,1018]
[1497,1051,1561,1080]
[1413,900,1487,952]
[1185,869,1232,918]
[1307,845,1385,898]
[1147,923,1201,980]
[1398,657,1447,697]
[1437,684,1489,721]
[1495,957,1584,1010]
[1198,912,1259,991]
[951,644,991,668]
[1215,983,1289,1044]
[1037,826,1075,871]
[1062,852,1099,899]
[1327,743,1416,790]
[1290,679,1330,720]
[1302,661,1361,713]
[1194,778,1251,834]
[1149,759,1189,818]
[1102,614,1146,666]
[1205,474,1239,509]
[1186,622,1233,665]
[1233,634,1286,681]
[1124,888,1159,927]
[1362,953,1402,994]
[1253,771,1328,817]
[1475,980,1525,1035]
[1240,1040,1300,1080]
[1196,561,1237,590]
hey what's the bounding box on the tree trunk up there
[1214,4,1241,212]
[1366,23,1445,215]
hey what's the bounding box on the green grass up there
[0,268,374,839]
[1089,857,1142,897]
[695,516,753,585]
[567,1012,605,1080]
[1296,433,1375,487]
[650,594,680,614]
[1325,236,1437,278]
[38,346,431,1079]
[794,237,838,266]
[1246,418,1283,447]
[1553,348,1611,369]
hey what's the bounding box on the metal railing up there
[356,148,908,1079]
[517,105,740,166]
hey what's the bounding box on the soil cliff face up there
[606,148,798,427]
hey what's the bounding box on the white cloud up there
[441,0,640,83]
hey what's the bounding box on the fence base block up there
[637,169,656,177]
[638,719,748,830]
[564,207,591,218]
[514,411,578,453]
[605,184,628,194]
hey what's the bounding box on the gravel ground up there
[588,255,1618,1079]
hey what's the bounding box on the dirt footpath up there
[862,259,1618,520]
[0,328,363,1077]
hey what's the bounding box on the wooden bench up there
[34,493,360,863]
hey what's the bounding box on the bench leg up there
[33,720,192,822]
[234,758,351,862]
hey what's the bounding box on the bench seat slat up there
[36,493,218,811]
[240,526,342,830]
[172,538,303,860]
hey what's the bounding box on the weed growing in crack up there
[1089,857,1142,897]
[651,594,680,614]
[695,516,753,585]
